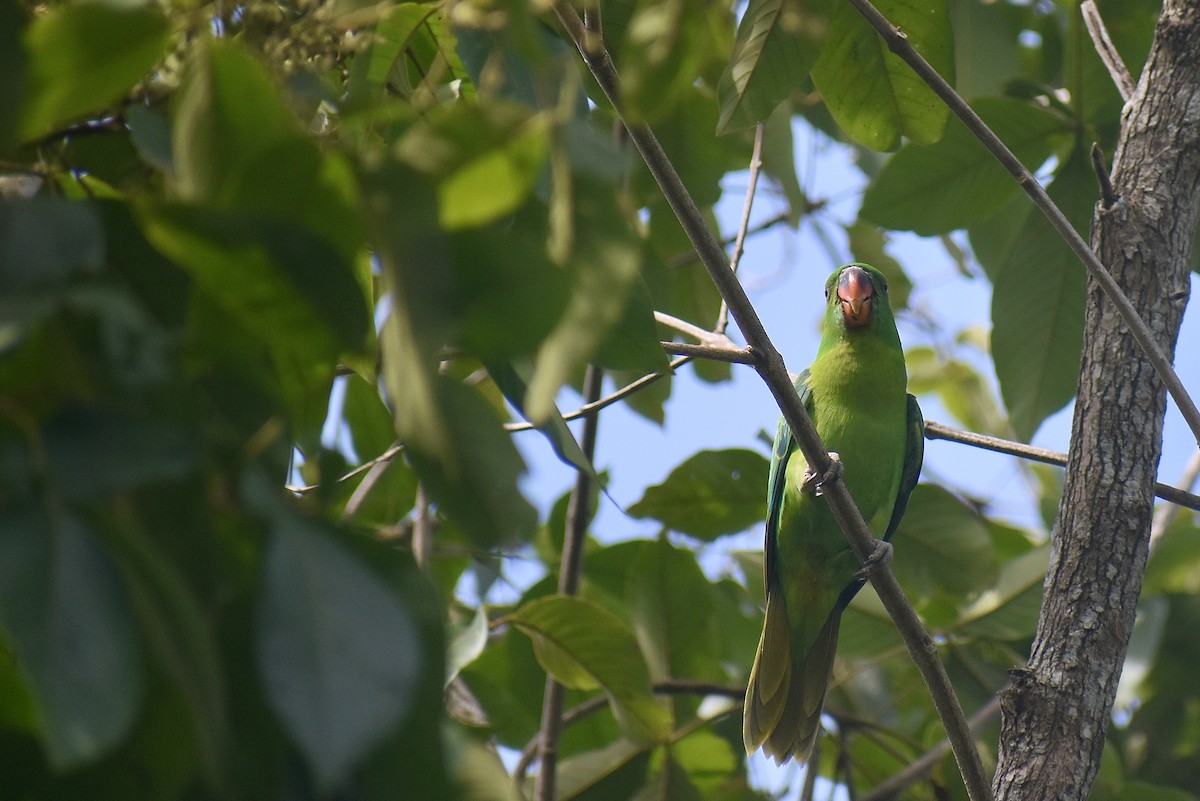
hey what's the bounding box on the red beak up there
[837,266,874,328]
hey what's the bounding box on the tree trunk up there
[994,1,1200,798]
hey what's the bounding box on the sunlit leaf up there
[860,97,1070,235]
[510,595,672,743]
[19,4,169,141]
[891,485,997,610]
[954,545,1048,641]
[987,145,1092,441]
[629,449,769,540]
[811,0,953,150]
[716,0,832,133]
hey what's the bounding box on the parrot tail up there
[743,589,842,765]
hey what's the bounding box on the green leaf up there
[362,159,537,547]
[526,186,645,422]
[716,0,833,133]
[141,205,368,359]
[0,197,105,292]
[552,738,655,801]
[172,39,298,205]
[18,4,169,141]
[510,596,672,743]
[890,485,996,622]
[629,449,769,540]
[618,0,728,124]
[0,0,26,152]
[397,100,549,230]
[0,507,143,769]
[811,0,953,150]
[759,102,808,226]
[446,605,489,686]
[625,539,721,683]
[1119,785,1200,801]
[987,145,1093,441]
[906,346,1009,437]
[341,374,398,463]
[256,510,424,790]
[1144,510,1200,594]
[860,96,1071,235]
[955,545,1048,641]
[631,755,704,801]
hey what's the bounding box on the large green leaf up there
[362,160,537,546]
[256,507,424,790]
[811,0,953,150]
[0,507,143,769]
[890,485,997,625]
[509,595,672,743]
[954,545,1048,642]
[986,145,1093,441]
[397,100,549,230]
[860,96,1071,235]
[629,449,769,540]
[625,539,721,683]
[526,185,646,422]
[18,4,169,141]
[618,0,730,124]
[716,0,833,133]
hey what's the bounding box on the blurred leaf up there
[988,145,1092,441]
[0,507,143,769]
[891,485,996,610]
[955,545,1048,641]
[811,0,953,150]
[18,4,169,141]
[510,595,672,743]
[446,605,489,686]
[1120,785,1200,801]
[906,347,1008,437]
[0,197,104,292]
[125,103,173,173]
[398,100,548,230]
[759,102,807,226]
[631,755,703,801]
[256,506,423,790]
[860,97,1070,235]
[553,738,654,801]
[341,374,397,463]
[0,0,26,152]
[1143,510,1200,594]
[629,449,769,540]
[447,226,570,359]
[362,159,537,547]
[142,205,368,359]
[618,0,728,124]
[527,186,645,422]
[625,539,722,683]
[716,0,832,133]
[595,276,671,374]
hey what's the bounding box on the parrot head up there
[822,263,897,337]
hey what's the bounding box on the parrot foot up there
[854,540,893,581]
[801,452,843,496]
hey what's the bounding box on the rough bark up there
[994,2,1200,799]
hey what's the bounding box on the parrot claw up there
[854,540,893,581]
[801,452,843,496]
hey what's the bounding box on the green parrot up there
[743,263,924,764]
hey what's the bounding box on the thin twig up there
[550,6,993,800]
[412,482,431,572]
[1151,448,1200,545]
[718,123,766,334]
[661,341,757,363]
[532,364,604,801]
[1091,142,1118,208]
[655,310,739,346]
[1081,0,1136,101]
[842,0,1200,451]
[859,692,1004,801]
[665,211,793,268]
[924,421,1200,511]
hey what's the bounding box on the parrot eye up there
[881,278,889,293]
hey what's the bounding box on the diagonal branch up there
[550,6,993,800]
[841,0,1200,450]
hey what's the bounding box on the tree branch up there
[842,0,1200,451]
[992,0,1200,796]
[550,6,992,800]
[1081,0,1137,101]
[924,421,1200,511]
[533,364,604,801]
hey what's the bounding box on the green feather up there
[743,264,924,764]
